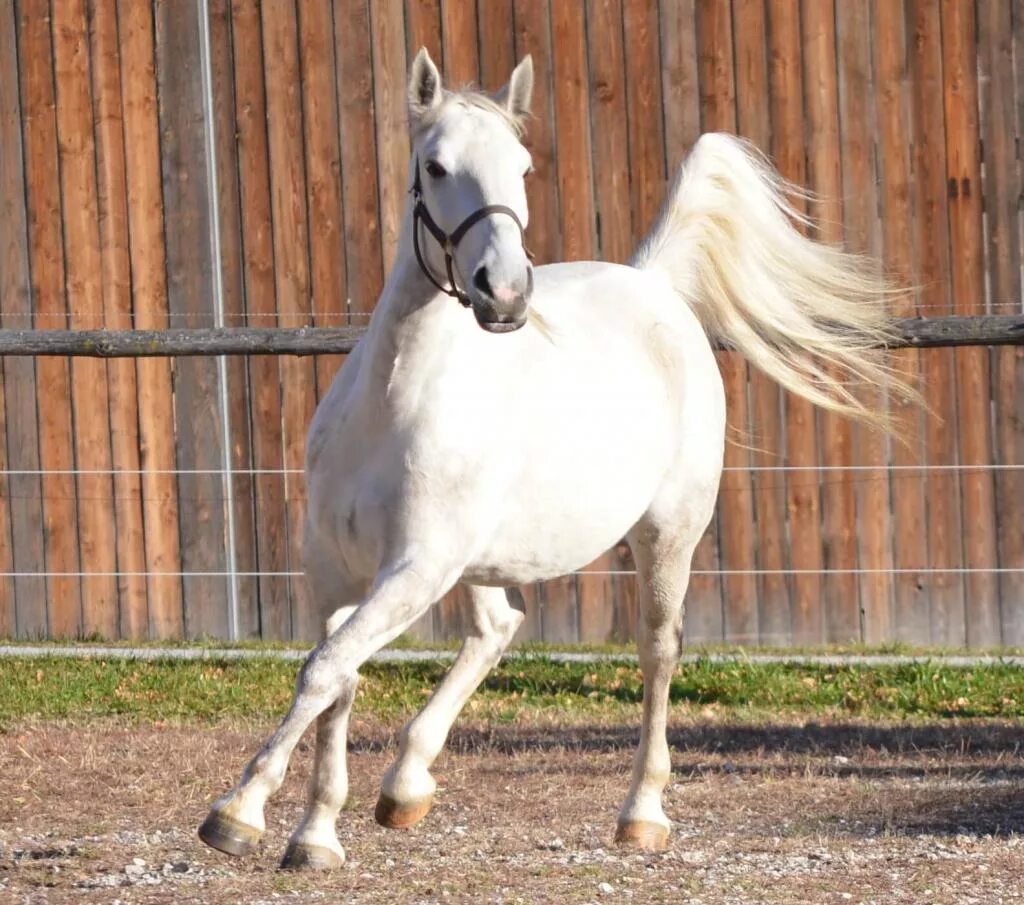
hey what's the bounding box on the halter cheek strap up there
[410,158,533,307]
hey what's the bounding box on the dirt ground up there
[1,717,1022,904]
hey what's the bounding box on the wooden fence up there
[0,0,1021,647]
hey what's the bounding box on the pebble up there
[598,881,615,895]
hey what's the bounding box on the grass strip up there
[1,655,1021,727]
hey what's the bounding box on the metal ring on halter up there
[410,158,533,307]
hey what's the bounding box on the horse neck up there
[359,208,468,391]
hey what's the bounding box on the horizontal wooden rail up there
[0,315,1019,357]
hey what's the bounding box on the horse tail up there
[630,132,914,431]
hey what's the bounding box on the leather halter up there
[410,158,532,307]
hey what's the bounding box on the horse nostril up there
[473,266,493,298]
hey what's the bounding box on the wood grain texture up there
[837,0,890,643]
[18,0,83,638]
[262,0,316,639]
[371,0,408,275]
[119,0,184,638]
[941,0,1000,647]
[300,0,347,398]
[53,0,120,639]
[155,0,229,640]
[698,0,756,645]
[802,0,857,647]
[989,0,1024,644]
[907,0,964,646]
[736,0,790,646]
[207,0,260,639]
[88,0,149,639]
[0,0,46,638]
[768,0,825,643]
[873,0,930,644]
[231,0,290,640]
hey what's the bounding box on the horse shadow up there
[348,720,1024,837]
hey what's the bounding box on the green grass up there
[0,654,1022,727]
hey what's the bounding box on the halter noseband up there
[410,158,532,307]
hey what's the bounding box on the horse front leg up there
[376,585,524,829]
[278,605,358,870]
[198,564,459,864]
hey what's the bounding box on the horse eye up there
[425,160,447,178]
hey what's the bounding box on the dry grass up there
[1,716,1021,904]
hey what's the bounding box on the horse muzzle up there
[473,304,528,333]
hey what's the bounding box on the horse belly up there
[464,418,672,586]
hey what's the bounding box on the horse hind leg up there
[614,523,698,852]
[376,585,524,829]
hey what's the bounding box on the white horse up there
[200,49,906,869]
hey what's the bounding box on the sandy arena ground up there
[1,718,1022,904]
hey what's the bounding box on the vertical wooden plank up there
[836,0,891,643]
[735,0,792,646]
[53,0,120,639]
[0,0,46,638]
[300,0,347,398]
[262,1,316,640]
[154,0,229,640]
[697,0,757,645]
[406,0,441,63]
[477,0,515,89]
[802,0,857,647]
[873,0,930,644]
[906,0,964,646]
[207,0,260,639]
[767,0,826,643]
[440,0,478,85]
[231,0,290,640]
[660,0,721,645]
[120,0,184,638]
[0,361,13,636]
[336,0,384,315]
[989,0,1024,645]
[660,0,702,171]
[941,0,1000,647]
[0,70,15,634]
[513,0,559,264]
[371,0,408,274]
[88,0,149,640]
[18,0,83,638]
[622,0,666,237]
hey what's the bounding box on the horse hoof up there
[614,820,669,852]
[374,793,434,829]
[279,841,345,871]
[198,811,262,858]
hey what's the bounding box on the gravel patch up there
[1,719,1021,903]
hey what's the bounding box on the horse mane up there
[412,89,526,138]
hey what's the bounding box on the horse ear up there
[496,54,533,121]
[408,47,443,120]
